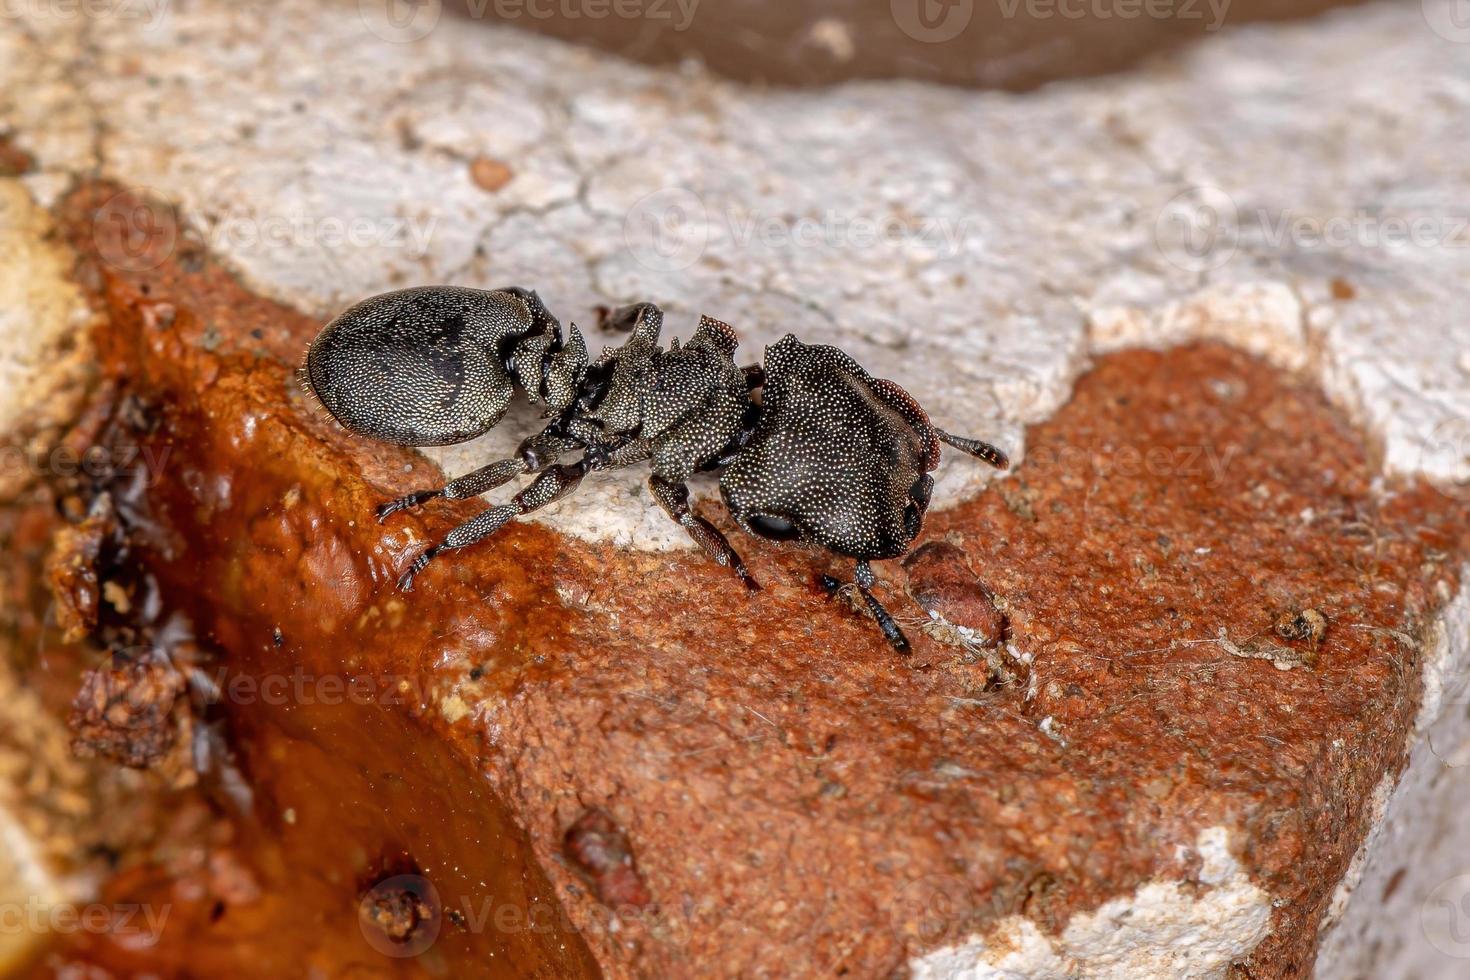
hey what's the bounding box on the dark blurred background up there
[445,0,1368,90]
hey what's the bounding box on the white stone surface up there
[3,0,1469,548]
[910,827,1272,980]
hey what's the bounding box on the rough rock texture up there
[23,187,1469,977]
[1313,580,1470,978]
[0,645,78,975]
[4,0,1469,547]
[1,1,1469,978]
[0,175,103,972]
[0,180,95,497]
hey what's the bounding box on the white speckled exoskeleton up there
[304,286,1008,651]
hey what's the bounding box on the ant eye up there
[747,513,801,541]
[909,474,934,509]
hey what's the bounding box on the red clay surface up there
[22,183,1470,978]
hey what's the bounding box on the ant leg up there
[376,433,578,521]
[935,428,1009,470]
[649,476,760,592]
[396,459,588,592]
[377,458,524,521]
[590,438,652,471]
[823,560,910,653]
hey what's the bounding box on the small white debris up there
[1039,716,1066,746]
[807,19,856,62]
[1005,643,1033,665]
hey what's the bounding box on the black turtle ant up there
[303,286,1007,651]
